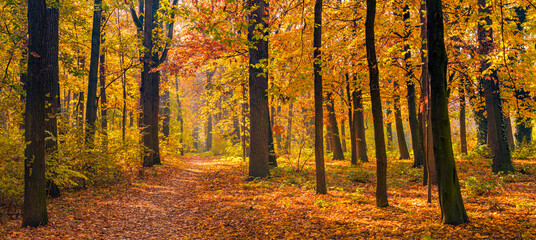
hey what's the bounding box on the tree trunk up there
[401,4,425,167]
[99,28,108,148]
[23,0,55,227]
[285,102,293,154]
[474,83,488,147]
[176,76,184,155]
[353,88,369,163]
[420,1,437,186]
[327,91,344,160]
[313,0,327,194]
[347,75,358,165]
[427,0,469,225]
[162,71,170,139]
[460,85,468,154]
[385,106,394,150]
[247,0,270,178]
[515,90,532,145]
[478,0,514,173]
[393,81,410,159]
[140,0,161,167]
[366,0,388,207]
[85,0,102,147]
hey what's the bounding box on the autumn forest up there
[1,0,536,238]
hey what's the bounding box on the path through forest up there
[2,155,535,239]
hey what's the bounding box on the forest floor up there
[1,154,535,239]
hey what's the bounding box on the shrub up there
[346,167,375,183]
[462,176,503,197]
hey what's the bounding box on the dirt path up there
[2,156,241,239]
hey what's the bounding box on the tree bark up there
[346,75,358,165]
[427,0,469,225]
[460,85,468,154]
[515,89,532,145]
[85,0,103,147]
[420,1,437,186]
[353,88,369,163]
[285,102,293,154]
[478,0,514,173]
[313,0,327,194]
[401,4,425,167]
[99,27,108,148]
[393,81,410,159]
[366,0,388,207]
[140,0,162,166]
[23,0,54,227]
[248,0,270,178]
[327,91,344,160]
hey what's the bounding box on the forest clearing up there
[2,155,536,239]
[1,0,536,237]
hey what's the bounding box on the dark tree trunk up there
[478,0,514,173]
[23,0,55,227]
[420,0,437,186]
[393,81,410,159]
[205,71,214,152]
[474,82,488,147]
[276,105,282,151]
[268,115,277,166]
[353,88,369,163]
[140,0,161,167]
[99,29,108,147]
[385,106,394,150]
[460,85,468,154]
[427,0,469,225]
[248,0,270,178]
[366,0,388,207]
[162,72,170,139]
[285,102,293,154]
[515,90,532,145]
[85,0,103,147]
[326,91,344,160]
[313,0,327,194]
[346,75,358,165]
[401,4,425,167]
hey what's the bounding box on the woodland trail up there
[2,156,249,239]
[3,155,536,239]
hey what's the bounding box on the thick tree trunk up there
[23,0,53,227]
[248,0,270,178]
[366,0,388,207]
[478,0,514,173]
[474,83,488,147]
[85,0,102,147]
[393,81,410,159]
[140,0,161,167]
[427,0,469,225]
[327,92,344,160]
[313,0,327,194]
